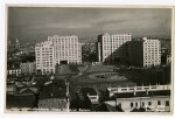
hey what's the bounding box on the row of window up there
[129,100,169,108]
[103,39,131,42]
[144,57,160,60]
[144,61,160,64]
[144,50,160,52]
[51,38,78,41]
[144,41,160,44]
[103,36,131,40]
[42,69,54,73]
[55,51,78,54]
[41,48,53,51]
[55,45,78,48]
[144,47,160,49]
[144,53,160,55]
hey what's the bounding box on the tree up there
[82,42,97,62]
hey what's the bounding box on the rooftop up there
[112,90,170,98]
[39,79,67,100]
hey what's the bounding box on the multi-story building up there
[127,37,161,67]
[107,84,171,112]
[35,35,82,74]
[48,35,82,64]
[20,62,36,75]
[35,40,55,74]
[97,33,132,64]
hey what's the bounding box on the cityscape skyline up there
[6,7,172,112]
[8,7,171,45]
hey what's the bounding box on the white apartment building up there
[97,33,132,63]
[48,35,82,64]
[143,37,161,67]
[127,37,161,67]
[35,41,55,74]
[35,35,82,74]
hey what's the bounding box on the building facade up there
[107,84,171,112]
[116,96,170,112]
[20,62,36,75]
[35,35,82,74]
[7,69,21,77]
[35,40,55,74]
[48,35,82,64]
[97,33,132,63]
[107,84,170,97]
[127,37,161,67]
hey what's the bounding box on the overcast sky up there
[8,7,172,44]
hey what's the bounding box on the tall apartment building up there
[35,35,82,74]
[127,37,161,67]
[48,35,82,64]
[35,40,55,74]
[97,33,132,63]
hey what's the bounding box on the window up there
[142,102,145,107]
[148,102,152,106]
[166,101,169,106]
[158,100,161,105]
[130,102,133,107]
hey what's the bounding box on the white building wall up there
[35,41,55,74]
[50,35,82,64]
[116,96,170,112]
[35,35,82,74]
[143,37,161,67]
[99,33,132,62]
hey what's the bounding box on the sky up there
[8,7,172,44]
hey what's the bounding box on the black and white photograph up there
[6,6,173,112]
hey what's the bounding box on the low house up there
[116,96,170,112]
[110,85,171,112]
[6,86,38,109]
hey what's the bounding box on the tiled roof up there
[19,87,38,94]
